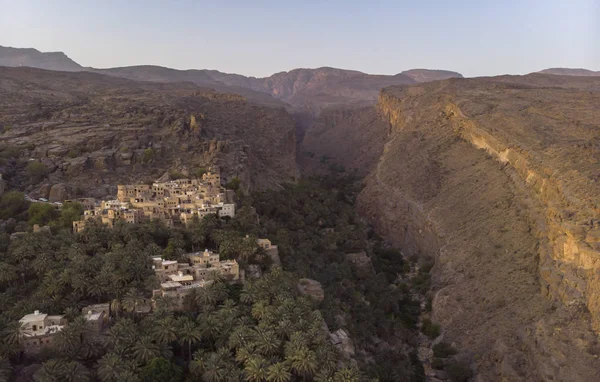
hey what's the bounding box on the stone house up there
[19,311,66,354]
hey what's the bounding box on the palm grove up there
[0,172,429,381]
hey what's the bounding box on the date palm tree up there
[61,361,91,382]
[2,321,30,346]
[33,359,65,382]
[96,353,130,382]
[153,317,178,345]
[266,362,292,382]
[244,355,269,382]
[122,290,146,318]
[132,336,161,365]
[177,317,202,362]
[287,346,318,381]
[332,367,361,382]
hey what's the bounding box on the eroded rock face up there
[297,278,325,302]
[357,75,600,380]
[329,329,355,359]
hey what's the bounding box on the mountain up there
[537,67,600,76]
[0,46,463,113]
[0,46,83,72]
[0,66,298,197]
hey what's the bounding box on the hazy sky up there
[1,0,599,77]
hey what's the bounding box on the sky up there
[0,0,599,78]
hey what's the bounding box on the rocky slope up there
[0,67,298,199]
[538,68,600,77]
[0,46,462,114]
[354,75,600,380]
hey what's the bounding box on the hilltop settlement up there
[71,171,236,232]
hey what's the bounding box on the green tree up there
[28,203,59,226]
[0,191,30,220]
[26,161,50,183]
[60,202,84,229]
[226,177,241,191]
[177,317,202,362]
[141,358,183,382]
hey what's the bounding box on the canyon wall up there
[357,77,600,380]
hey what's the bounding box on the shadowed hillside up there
[0,67,298,199]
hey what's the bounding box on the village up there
[71,171,236,232]
[17,171,282,354]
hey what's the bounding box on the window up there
[32,325,37,331]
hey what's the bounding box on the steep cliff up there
[357,76,600,380]
[300,106,389,176]
[0,67,298,198]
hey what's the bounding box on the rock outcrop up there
[297,278,325,302]
[356,75,600,380]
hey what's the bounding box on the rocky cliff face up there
[0,67,298,198]
[299,106,389,176]
[356,76,600,380]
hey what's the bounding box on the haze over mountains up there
[0,45,463,112]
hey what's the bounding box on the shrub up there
[226,177,241,191]
[0,145,21,159]
[421,318,441,339]
[26,161,50,183]
[433,342,457,358]
[169,171,186,180]
[142,148,155,164]
[446,360,472,382]
[67,149,79,158]
[0,191,30,220]
[431,358,445,370]
[194,167,207,178]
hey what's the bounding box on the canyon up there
[2,46,600,380]
[307,74,600,380]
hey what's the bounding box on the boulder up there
[38,184,51,199]
[329,329,355,358]
[297,278,324,302]
[346,251,375,279]
[49,183,69,202]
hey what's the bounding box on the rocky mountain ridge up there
[0,45,462,113]
[0,66,298,199]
